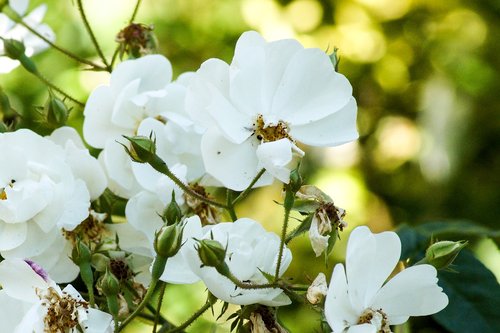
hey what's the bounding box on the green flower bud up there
[328,47,340,71]
[71,239,92,265]
[122,134,156,163]
[2,38,25,60]
[0,122,7,133]
[100,268,121,297]
[154,223,184,258]
[195,239,230,276]
[425,240,467,270]
[163,191,182,225]
[46,96,69,127]
[288,165,303,193]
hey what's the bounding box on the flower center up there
[253,114,291,143]
[39,287,88,333]
[0,179,16,200]
[185,184,221,225]
[357,308,391,333]
[63,211,108,244]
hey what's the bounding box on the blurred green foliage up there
[1,0,499,332]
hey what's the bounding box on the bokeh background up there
[1,0,499,332]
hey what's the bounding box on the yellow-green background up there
[1,0,499,332]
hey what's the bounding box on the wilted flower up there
[186,30,358,190]
[307,272,328,305]
[0,0,55,73]
[324,226,448,333]
[309,203,346,257]
[0,258,113,333]
[184,218,292,306]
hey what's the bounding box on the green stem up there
[153,282,167,333]
[117,256,168,332]
[35,72,85,107]
[161,302,211,333]
[227,273,277,290]
[76,0,110,70]
[3,5,108,71]
[149,155,228,209]
[129,0,143,23]
[275,190,294,280]
[231,168,266,206]
[226,190,238,221]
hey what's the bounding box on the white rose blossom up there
[184,218,292,306]
[324,226,449,333]
[0,0,55,73]
[0,258,113,333]
[83,54,205,199]
[0,127,106,282]
[186,30,358,190]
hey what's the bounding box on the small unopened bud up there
[2,38,25,60]
[154,223,184,258]
[163,191,182,225]
[307,273,328,304]
[100,269,120,296]
[122,134,156,163]
[425,240,467,270]
[71,239,92,265]
[47,96,69,127]
[288,166,303,193]
[195,239,230,276]
[328,47,340,71]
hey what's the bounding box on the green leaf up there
[292,199,321,214]
[433,250,500,333]
[285,214,314,243]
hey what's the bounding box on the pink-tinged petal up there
[347,324,377,333]
[201,128,273,191]
[0,222,26,252]
[256,139,293,184]
[30,236,79,283]
[83,85,123,149]
[346,226,401,311]
[0,259,48,302]
[290,97,358,147]
[371,265,449,324]
[271,48,353,125]
[325,264,359,333]
[110,54,172,94]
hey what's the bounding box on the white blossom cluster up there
[0,8,450,330]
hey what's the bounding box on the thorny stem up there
[35,72,85,107]
[3,5,108,71]
[149,155,228,210]
[153,282,167,333]
[117,256,168,331]
[231,168,266,206]
[76,0,110,70]
[161,302,211,333]
[275,190,294,280]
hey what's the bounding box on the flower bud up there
[71,239,92,265]
[425,240,467,270]
[288,165,303,193]
[100,268,121,297]
[154,223,184,258]
[195,239,230,276]
[306,272,328,304]
[122,134,156,163]
[163,191,182,225]
[328,47,340,71]
[46,96,69,127]
[2,38,25,60]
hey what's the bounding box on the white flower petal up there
[125,191,165,245]
[83,308,114,333]
[201,128,273,191]
[372,265,449,323]
[346,226,401,311]
[325,264,359,333]
[256,139,293,184]
[0,222,27,252]
[0,291,30,332]
[290,97,358,147]
[347,324,377,333]
[0,259,48,302]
